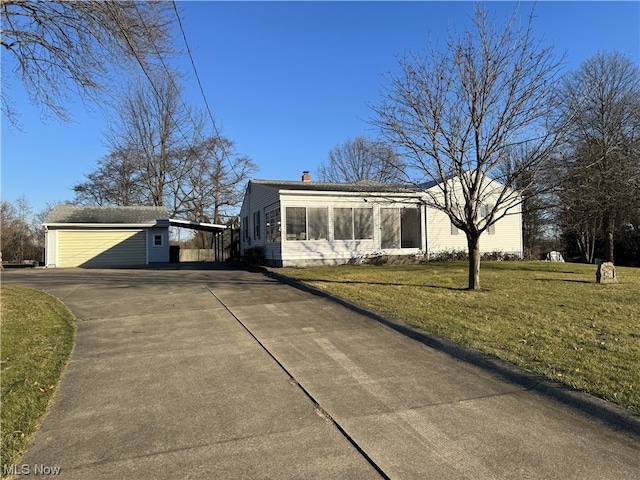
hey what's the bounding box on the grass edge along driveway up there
[1,286,75,476]
[278,261,640,414]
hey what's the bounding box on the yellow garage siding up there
[58,230,146,268]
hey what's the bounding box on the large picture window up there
[334,208,352,240]
[381,207,421,249]
[354,208,373,239]
[285,207,328,241]
[266,208,281,243]
[334,208,373,240]
[286,207,306,240]
[308,208,328,240]
[381,208,400,248]
[401,207,421,247]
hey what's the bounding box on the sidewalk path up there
[3,266,639,479]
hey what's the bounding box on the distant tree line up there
[0,197,49,264]
[552,51,640,265]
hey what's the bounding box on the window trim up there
[285,206,328,241]
[265,208,281,243]
[253,211,261,240]
[153,233,164,247]
[243,215,249,241]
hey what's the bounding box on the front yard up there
[278,261,640,414]
[1,286,75,475]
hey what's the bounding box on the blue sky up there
[2,1,639,216]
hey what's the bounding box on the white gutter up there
[43,223,161,228]
[279,189,422,199]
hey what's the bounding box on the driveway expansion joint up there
[203,283,392,480]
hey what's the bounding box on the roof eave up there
[43,222,165,228]
[168,219,227,231]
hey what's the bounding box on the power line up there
[130,0,219,166]
[102,1,247,223]
[104,1,202,161]
[171,1,238,175]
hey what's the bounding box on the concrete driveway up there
[3,265,639,479]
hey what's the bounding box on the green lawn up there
[278,261,640,414]
[1,286,75,474]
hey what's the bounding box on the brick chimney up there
[301,171,311,182]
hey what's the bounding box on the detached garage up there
[43,206,170,268]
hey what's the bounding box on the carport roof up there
[44,205,169,225]
[168,218,227,232]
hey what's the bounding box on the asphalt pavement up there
[2,264,639,479]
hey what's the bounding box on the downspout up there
[422,204,428,255]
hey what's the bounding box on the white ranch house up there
[239,173,523,267]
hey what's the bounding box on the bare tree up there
[0,196,43,263]
[177,136,256,248]
[73,148,145,206]
[1,0,176,125]
[181,136,256,225]
[555,51,640,264]
[73,71,255,225]
[101,70,204,217]
[503,147,554,260]
[317,136,403,184]
[556,144,604,263]
[372,4,562,289]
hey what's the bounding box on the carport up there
[168,218,230,262]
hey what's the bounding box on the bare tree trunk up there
[577,230,597,264]
[604,216,615,263]
[467,234,481,290]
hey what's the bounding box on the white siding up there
[482,203,523,254]
[425,176,523,257]
[426,206,522,256]
[239,183,281,261]
[239,176,523,267]
[426,208,469,253]
[279,192,424,266]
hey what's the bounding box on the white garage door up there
[57,230,146,268]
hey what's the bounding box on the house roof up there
[249,179,420,194]
[44,205,169,225]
